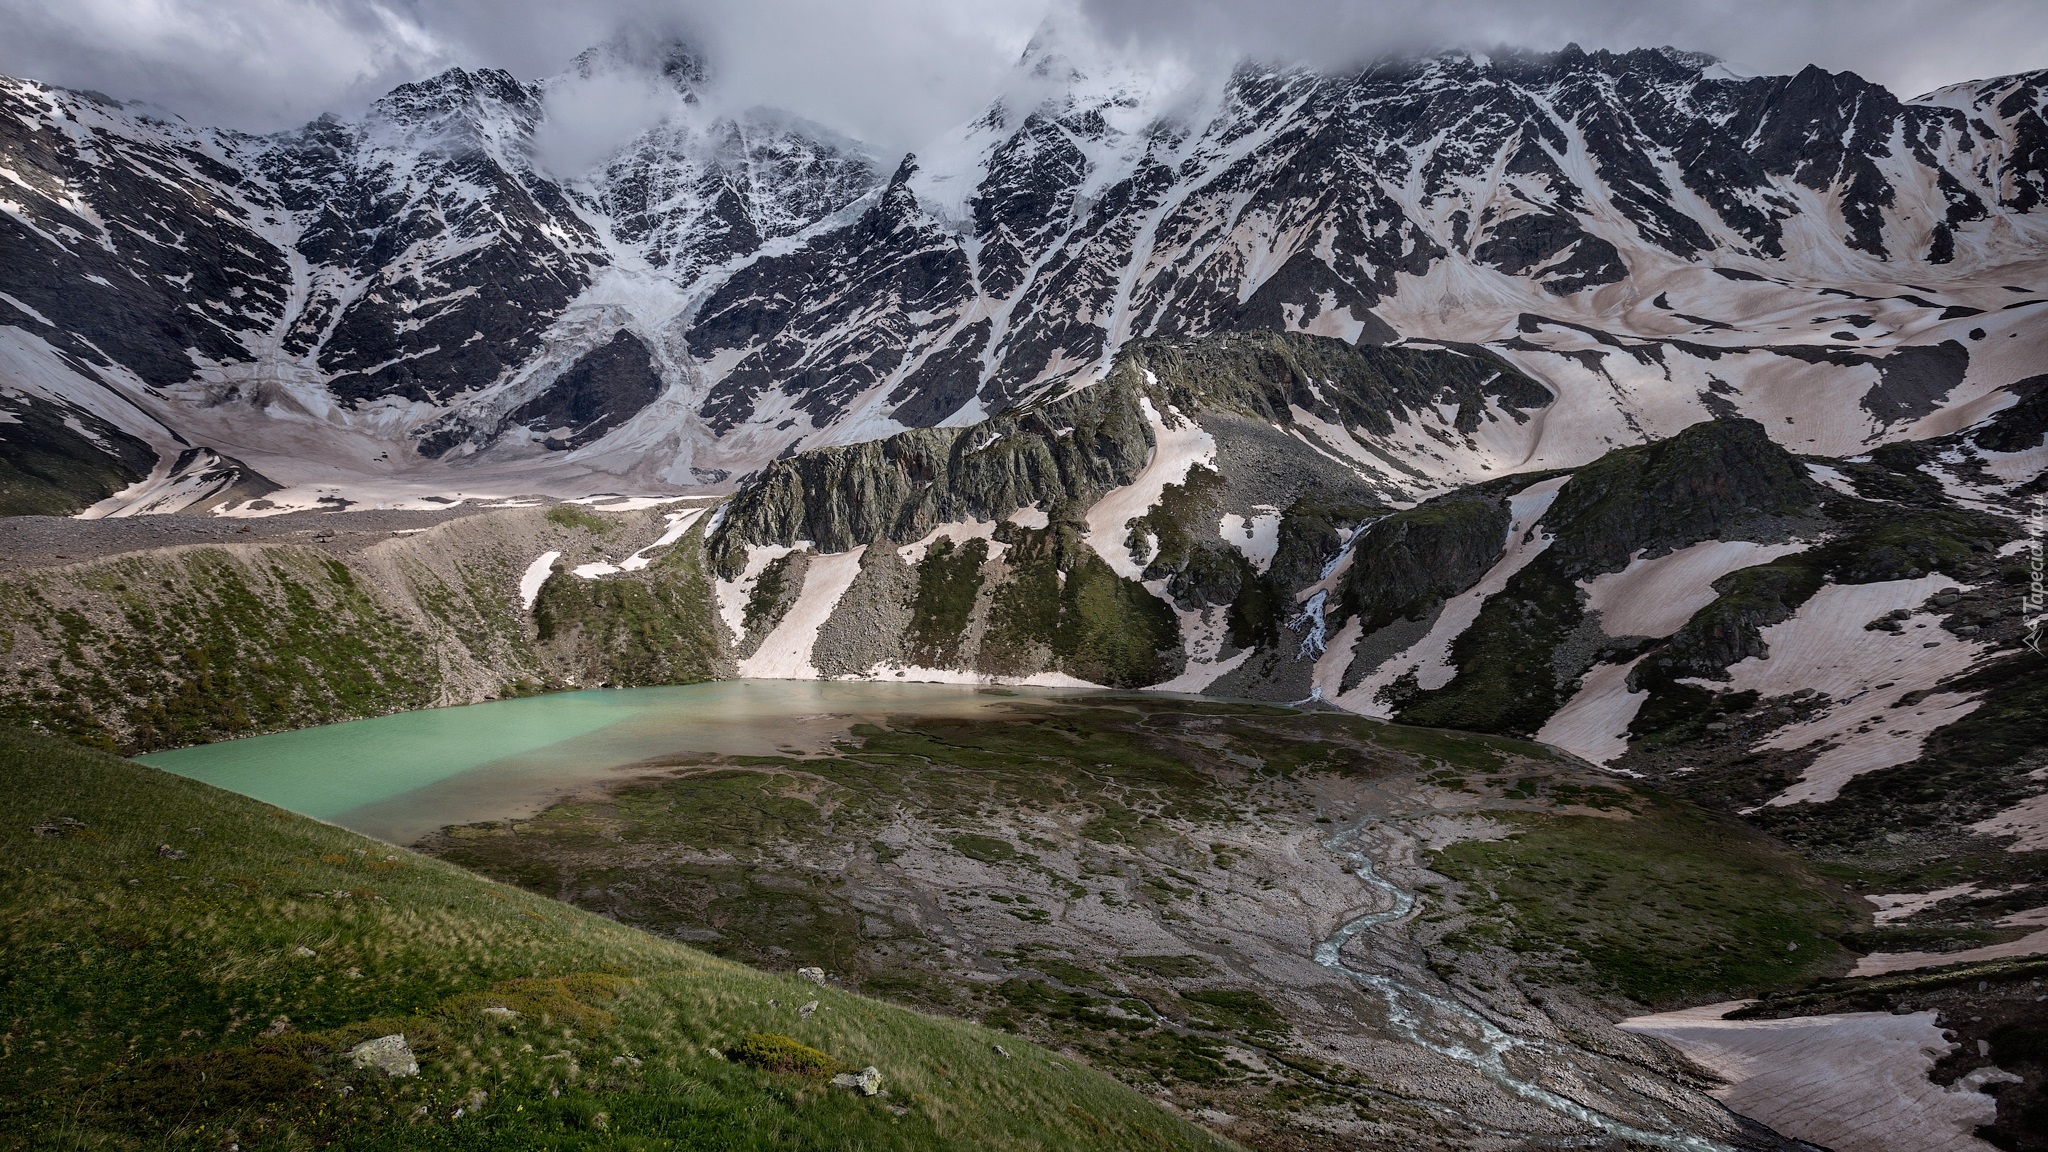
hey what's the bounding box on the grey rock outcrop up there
[832,1065,882,1096]
[350,1034,419,1078]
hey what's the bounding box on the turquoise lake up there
[138,681,1092,845]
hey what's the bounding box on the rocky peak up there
[368,67,542,139]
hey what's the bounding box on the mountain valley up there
[2,23,2047,1152]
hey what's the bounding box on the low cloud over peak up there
[0,0,2041,152]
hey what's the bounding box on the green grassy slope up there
[0,728,1236,1152]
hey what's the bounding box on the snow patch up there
[1537,656,1649,767]
[1083,395,1216,579]
[1217,511,1280,573]
[1619,1003,2006,1152]
[858,663,1102,689]
[716,542,802,641]
[1851,929,2048,977]
[898,518,1002,566]
[1584,540,1810,639]
[737,547,868,680]
[617,507,707,571]
[1147,602,1248,695]
[1971,770,2048,852]
[1005,505,1049,529]
[518,552,561,611]
[1148,648,1253,695]
[1805,463,1859,497]
[1865,883,1985,925]
[1704,575,1987,807]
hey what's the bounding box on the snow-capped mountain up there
[0,33,2044,516]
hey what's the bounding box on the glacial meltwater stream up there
[142,683,1738,1147]
[1317,822,1734,1150]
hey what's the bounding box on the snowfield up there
[1082,394,1217,580]
[1537,655,1650,768]
[1698,575,1989,807]
[1583,540,1810,639]
[1619,1002,2012,1152]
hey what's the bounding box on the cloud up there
[1072,0,2048,100]
[0,0,2041,149]
[532,67,688,179]
[0,0,452,131]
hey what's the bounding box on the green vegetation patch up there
[741,551,804,637]
[1119,955,1216,979]
[0,549,436,752]
[1338,493,1508,634]
[544,504,614,534]
[977,522,1181,687]
[1394,557,1587,735]
[1431,795,1862,1005]
[906,537,988,666]
[532,531,727,687]
[1180,989,1287,1037]
[1053,554,1183,687]
[727,1032,835,1076]
[952,832,1019,863]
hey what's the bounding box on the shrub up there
[546,505,613,534]
[728,1032,833,1075]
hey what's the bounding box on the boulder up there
[350,1034,419,1078]
[832,1065,883,1096]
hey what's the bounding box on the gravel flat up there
[0,509,497,573]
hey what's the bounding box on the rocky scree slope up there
[1,37,2045,515]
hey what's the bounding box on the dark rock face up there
[594,108,878,282]
[668,46,2044,436]
[1472,212,1629,294]
[154,448,281,514]
[1859,341,1971,423]
[505,332,666,451]
[266,69,607,407]
[0,79,291,389]
[709,368,1153,570]
[1541,417,1820,579]
[1130,332,1551,440]
[971,111,1089,300]
[687,158,976,436]
[1339,495,1511,632]
[1971,374,2048,454]
[887,320,993,427]
[0,392,155,515]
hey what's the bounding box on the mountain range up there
[1,31,2042,515]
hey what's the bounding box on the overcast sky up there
[3,0,2044,153]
